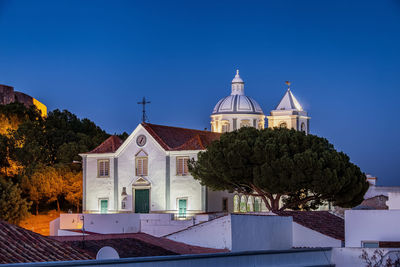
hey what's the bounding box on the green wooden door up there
[100,199,108,213]
[178,199,187,218]
[135,189,149,213]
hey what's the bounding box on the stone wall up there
[0,84,47,116]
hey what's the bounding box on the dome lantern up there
[210,70,265,133]
[231,70,245,95]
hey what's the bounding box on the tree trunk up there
[36,202,39,215]
[271,198,280,211]
[56,199,60,212]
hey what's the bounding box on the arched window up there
[240,195,247,212]
[233,195,240,213]
[301,122,306,132]
[240,120,250,128]
[279,122,287,128]
[221,122,230,133]
[247,196,254,212]
[254,197,262,212]
[258,121,264,129]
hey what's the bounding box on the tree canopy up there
[189,127,369,211]
[0,102,126,220]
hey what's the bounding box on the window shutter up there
[183,158,188,175]
[143,157,148,175]
[105,161,109,176]
[137,158,142,176]
[177,158,183,175]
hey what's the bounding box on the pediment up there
[133,176,150,186]
[135,149,148,157]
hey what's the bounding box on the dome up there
[211,70,264,115]
[212,95,263,115]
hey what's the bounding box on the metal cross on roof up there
[137,97,151,123]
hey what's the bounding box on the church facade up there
[81,71,309,215]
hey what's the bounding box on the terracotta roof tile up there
[0,220,92,264]
[142,123,221,151]
[88,135,123,154]
[50,233,227,257]
[274,211,344,241]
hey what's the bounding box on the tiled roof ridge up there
[142,122,221,151]
[274,211,344,241]
[141,123,172,150]
[142,122,216,135]
[174,134,204,150]
[0,220,92,263]
[88,135,123,154]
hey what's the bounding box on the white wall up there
[387,192,400,210]
[345,210,400,247]
[140,213,195,237]
[85,156,115,212]
[293,222,342,248]
[49,217,60,236]
[230,214,292,252]
[117,126,167,212]
[167,215,232,249]
[58,213,141,234]
[167,214,293,251]
[168,151,203,212]
[207,189,235,213]
[331,248,400,267]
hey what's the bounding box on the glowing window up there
[301,122,306,132]
[98,160,110,178]
[279,122,287,128]
[221,123,230,133]
[240,120,250,128]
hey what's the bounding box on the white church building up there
[80,71,309,216]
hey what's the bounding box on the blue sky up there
[0,0,399,185]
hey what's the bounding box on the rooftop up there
[50,233,228,257]
[0,220,91,264]
[274,211,344,241]
[141,123,221,151]
[87,135,123,154]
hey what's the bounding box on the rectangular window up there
[176,157,189,176]
[136,157,148,176]
[98,160,110,178]
[222,198,228,212]
[362,241,379,248]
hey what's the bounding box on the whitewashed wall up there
[57,213,141,234]
[387,192,400,210]
[116,126,167,212]
[167,214,293,251]
[345,210,400,247]
[293,222,342,248]
[167,215,232,249]
[332,248,400,267]
[85,155,115,212]
[169,151,202,212]
[207,190,235,213]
